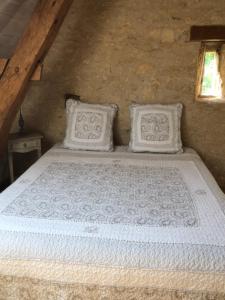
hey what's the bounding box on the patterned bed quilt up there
[0,145,225,299]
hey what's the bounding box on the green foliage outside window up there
[201,51,222,97]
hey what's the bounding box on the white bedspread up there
[0,145,225,293]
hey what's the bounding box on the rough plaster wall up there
[13,0,225,191]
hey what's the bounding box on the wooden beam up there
[0,58,8,77]
[0,0,73,157]
[190,25,225,41]
[0,59,42,81]
[31,63,43,81]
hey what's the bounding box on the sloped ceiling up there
[0,0,38,58]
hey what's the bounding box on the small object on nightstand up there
[8,133,43,183]
[18,108,25,134]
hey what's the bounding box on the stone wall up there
[13,0,225,191]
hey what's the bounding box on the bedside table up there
[8,133,43,183]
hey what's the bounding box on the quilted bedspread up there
[0,145,225,299]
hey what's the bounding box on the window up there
[196,42,224,102]
[201,50,222,97]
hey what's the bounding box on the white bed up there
[0,145,225,299]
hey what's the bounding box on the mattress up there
[0,145,225,299]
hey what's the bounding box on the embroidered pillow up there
[64,100,118,151]
[129,103,183,153]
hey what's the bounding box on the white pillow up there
[64,100,118,151]
[129,103,183,153]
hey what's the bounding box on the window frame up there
[195,42,225,103]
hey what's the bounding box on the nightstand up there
[8,133,43,183]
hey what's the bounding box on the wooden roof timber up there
[0,58,42,81]
[0,58,7,77]
[0,0,73,158]
[190,26,225,41]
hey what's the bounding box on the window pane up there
[201,51,222,97]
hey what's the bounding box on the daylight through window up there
[196,42,224,102]
[201,51,222,98]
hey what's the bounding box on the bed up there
[0,145,225,299]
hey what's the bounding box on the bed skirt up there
[0,275,225,300]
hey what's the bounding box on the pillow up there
[64,100,118,151]
[129,103,183,153]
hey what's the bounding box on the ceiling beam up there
[190,25,225,41]
[0,0,73,157]
[0,58,8,77]
[0,58,43,81]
